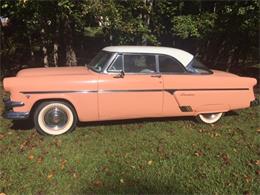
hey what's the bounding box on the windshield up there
[186,58,212,74]
[87,51,114,72]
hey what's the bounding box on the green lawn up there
[0,98,259,194]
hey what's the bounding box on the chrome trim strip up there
[176,88,249,91]
[165,88,249,94]
[98,89,162,93]
[20,90,98,94]
[20,88,249,95]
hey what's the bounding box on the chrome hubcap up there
[44,107,68,130]
[202,113,217,119]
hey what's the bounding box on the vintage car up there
[2,46,258,135]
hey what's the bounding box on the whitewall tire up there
[34,101,77,135]
[196,112,223,124]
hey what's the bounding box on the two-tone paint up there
[2,46,258,123]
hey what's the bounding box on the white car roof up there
[103,46,194,66]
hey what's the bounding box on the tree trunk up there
[64,17,77,66]
[41,28,49,67]
[66,45,77,66]
[213,40,226,67]
[53,42,58,67]
[141,0,153,45]
[42,46,49,67]
[226,48,239,72]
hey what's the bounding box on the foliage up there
[172,12,216,39]
[0,0,259,76]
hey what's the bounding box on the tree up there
[0,0,258,78]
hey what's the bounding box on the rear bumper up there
[2,97,29,120]
[250,98,259,107]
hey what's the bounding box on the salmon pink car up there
[3,46,258,135]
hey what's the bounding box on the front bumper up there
[2,97,29,120]
[250,98,259,107]
[3,111,29,119]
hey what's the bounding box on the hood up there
[16,66,92,77]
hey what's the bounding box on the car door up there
[98,53,163,120]
[158,54,194,116]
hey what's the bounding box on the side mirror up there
[113,70,125,78]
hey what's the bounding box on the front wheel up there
[34,101,77,135]
[196,112,223,124]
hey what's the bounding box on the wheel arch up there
[30,98,78,120]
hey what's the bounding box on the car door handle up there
[151,74,161,78]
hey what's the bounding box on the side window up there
[159,55,186,73]
[108,55,123,72]
[124,54,156,73]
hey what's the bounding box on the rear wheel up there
[196,112,223,124]
[34,101,77,135]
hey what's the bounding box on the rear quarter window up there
[159,55,186,73]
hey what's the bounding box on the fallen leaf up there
[0,133,5,140]
[194,150,204,157]
[243,191,251,195]
[220,153,230,165]
[255,170,260,175]
[73,172,78,178]
[148,160,153,165]
[244,175,252,183]
[124,153,130,158]
[60,159,67,170]
[47,173,53,180]
[93,180,103,187]
[0,193,7,195]
[53,138,62,148]
[120,178,124,183]
[37,156,44,164]
[256,129,260,133]
[100,165,109,173]
[255,160,260,166]
[28,154,34,160]
[20,140,29,150]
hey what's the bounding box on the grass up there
[0,96,259,194]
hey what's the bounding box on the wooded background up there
[0,0,259,79]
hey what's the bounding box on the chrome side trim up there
[20,88,249,95]
[175,88,249,91]
[165,88,249,94]
[20,90,98,94]
[98,89,162,93]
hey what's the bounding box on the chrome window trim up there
[106,54,123,73]
[100,52,117,73]
[158,54,187,73]
[104,52,160,75]
[102,52,212,76]
[86,51,116,73]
